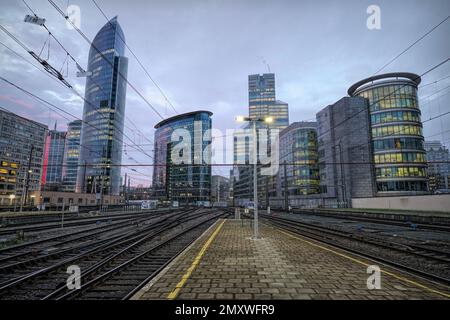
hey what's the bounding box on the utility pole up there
[337,141,347,208]
[252,120,259,239]
[99,175,104,211]
[82,160,87,193]
[127,177,131,206]
[21,145,34,212]
[100,146,106,211]
[232,169,235,208]
[217,178,220,203]
[284,160,288,212]
[124,173,127,208]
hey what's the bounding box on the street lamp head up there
[235,116,247,123]
[9,194,15,200]
[264,117,274,124]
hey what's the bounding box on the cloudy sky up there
[0,0,449,185]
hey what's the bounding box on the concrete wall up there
[30,191,123,207]
[268,196,339,209]
[352,195,450,213]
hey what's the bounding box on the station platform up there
[132,219,450,300]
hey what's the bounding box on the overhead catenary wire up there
[91,0,178,115]
[4,5,157,184]
[373,15,450,75]
[36,0,161,165]
[0,27,153,161]
[1,38,149,156]
[312,58,450,156]
[19,0,157,151]
[47,0,165,121]
[0,76,152,180]
[0,21,156,165]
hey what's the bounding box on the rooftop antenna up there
[261,57,271,73]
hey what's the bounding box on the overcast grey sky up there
[0,0,449,185]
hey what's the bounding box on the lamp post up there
[235,115,273,239]
[336,141,347,208]
[9,194,15,212]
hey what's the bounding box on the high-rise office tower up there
[76,17,128,196]
[43,128,67,189]
[278,122,320,193]
[248,73,289,128]
[233,73,289,205]
[62,120,82,192]
[152,111,213,205]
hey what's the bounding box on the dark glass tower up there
[248,73,289,129]
[44,130,66,187]
[152,111,212,205]
[279,122,320,196]
[76,17,128,196]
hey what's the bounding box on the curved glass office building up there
[348,73,428,193]
[152,111,212,205]
[279,122,320,196]
[76,17,128,196]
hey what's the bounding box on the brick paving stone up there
[133,219,450,300]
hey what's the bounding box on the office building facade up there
[424,141,449,192]
[211,175,230,204]
[317,97,376,207]
[62,120,82,192]
[152,111,212,205]
[279,122,320,195]
[266,122,322,208]
[348,72,428,194]
[43,130,67,189]
[0,109,47,206]
[248,73,289,128]
[233,73,289,205]
[76,17,129,196]
[0,160,19,207]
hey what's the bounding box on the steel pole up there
[252,121,259,239]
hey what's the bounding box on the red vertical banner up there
[41,134,51,185]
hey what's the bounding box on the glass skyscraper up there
[152,111,212,205]
[62,120,82,192]
[248,73,289,128]
[348,72,428,194]
[43,129,67,188]
[233,73,289,205]
[279,122,320,196]
[76,17,128,196]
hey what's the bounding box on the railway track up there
[0,208,200,286]
[277,209,450,233]
[0,209,176,236]
[0,209,188,268]
[258,213,450,287]
[0,208,229,300]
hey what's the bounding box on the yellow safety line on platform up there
[167,219,226,300]
[275,227,450,299]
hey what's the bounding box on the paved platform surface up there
[133,219,450,300]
